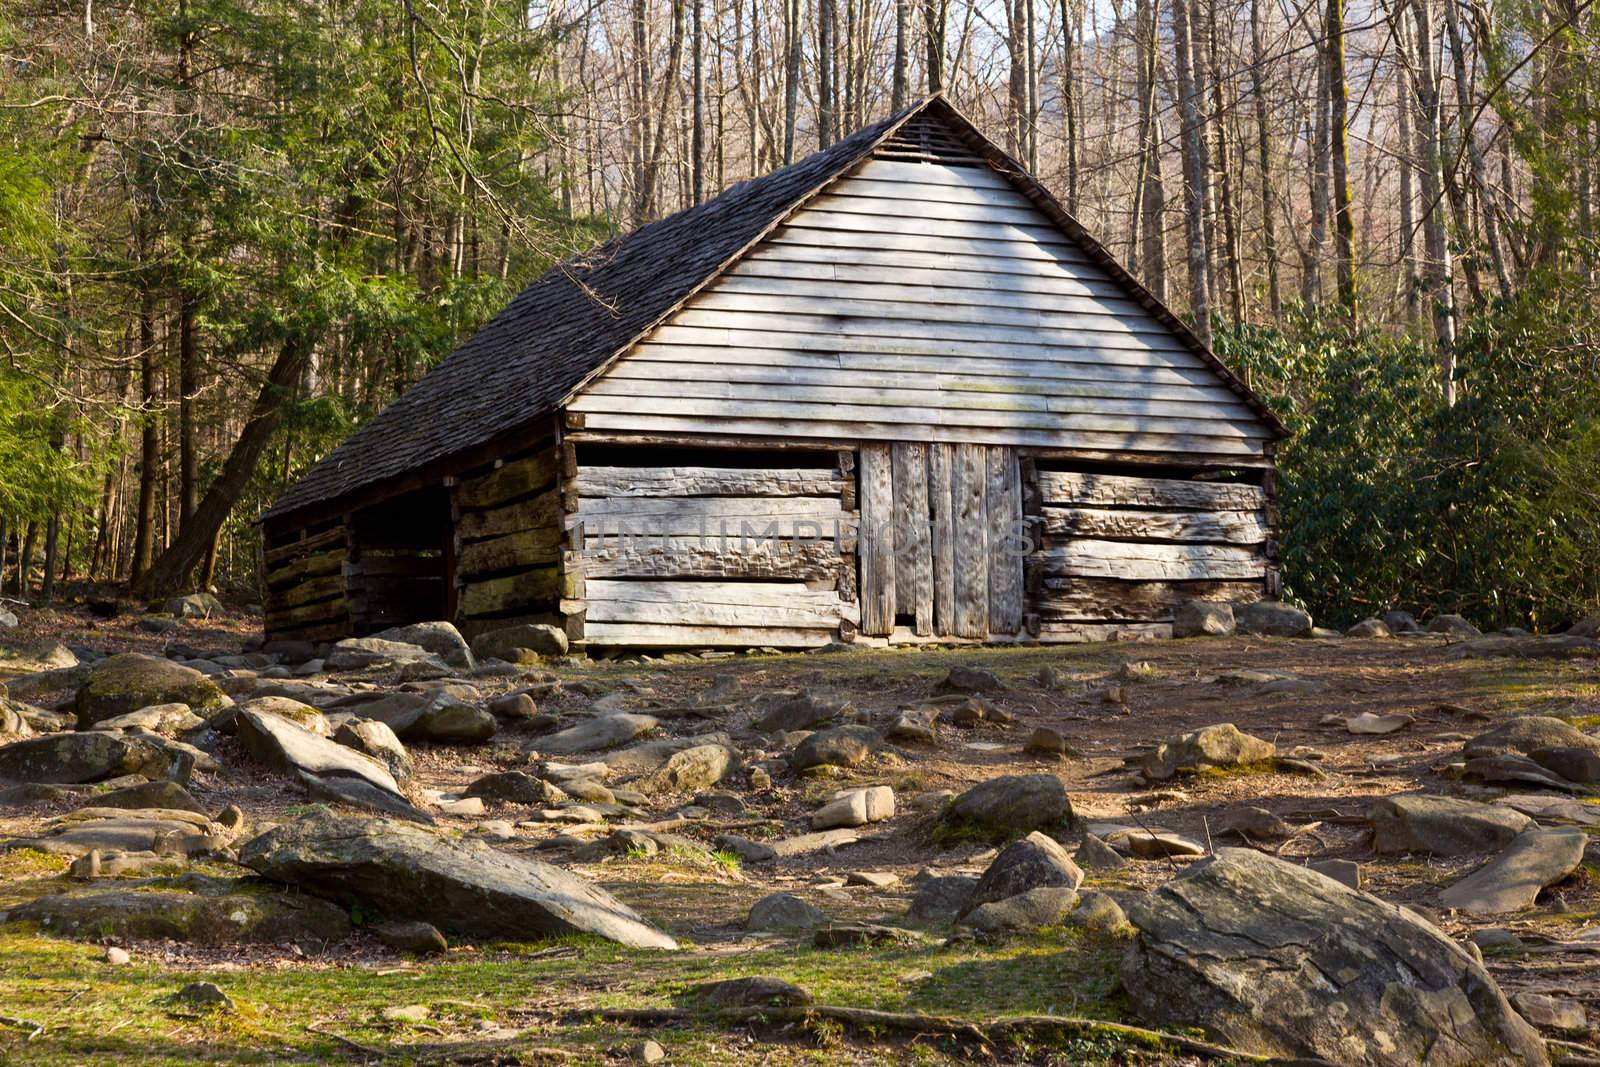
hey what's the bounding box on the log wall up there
[450,442,563,637]
[566,449,856,649]
[1026,467,1269,642]
[263,519,352,642]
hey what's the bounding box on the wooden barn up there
[260,96,1288,652]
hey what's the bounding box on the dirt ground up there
[2,603,1598,1065]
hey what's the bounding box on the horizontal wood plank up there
[456,526,563,577]
[584,579,852,628]
[455,450,558,510]
[1037,471,1268,510]
[583,622,838,648]
[459,566,561,618]
[574,412,1266,456]
[1033,541,1267,581]
[1040,507,1269,544]
[1034,578,1265,621]
[1035,621,1174,643]
[607,357,1246,406]
[456,490,561,542]
[573,465,845,498]
[580,536,846,580]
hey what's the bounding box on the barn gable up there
[566,107,1280,461]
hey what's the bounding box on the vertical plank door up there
[857,443,896,635]
[891,442,934,635]
[986,445,1025,634]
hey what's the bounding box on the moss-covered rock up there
[73,654,227,730]
[5,878,351,944]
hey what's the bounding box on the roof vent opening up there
[873,116,987,166]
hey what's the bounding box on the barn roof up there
[265,96,1285,525]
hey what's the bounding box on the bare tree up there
[1171,0,1213,344]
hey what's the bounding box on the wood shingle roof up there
[266,97,1283,525]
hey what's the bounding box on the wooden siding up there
[569,452,855,648]
[568,158,1273,458]
[1025,466,1268,625]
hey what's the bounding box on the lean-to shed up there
[261,96,1288,651]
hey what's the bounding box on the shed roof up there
[266,97,1284,525]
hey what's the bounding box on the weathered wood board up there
[857,443,896,636]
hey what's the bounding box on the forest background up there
[0,0,1596,629]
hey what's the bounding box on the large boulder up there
[342,691,495,744]
[1122,848,1548,1066]
[469,623,568,663]
[1370,795,1532,856]
[236,707,430,823]
[1235,601,1313,638]
[331,719,413,781]
[371,622,473,668]
[1427,613,1482,638]
[1173,601,1235,638]
[164,592,224,619]
[1139,723,1275,781]
[73,654,227,729]
[0,731,192,785]
[753,691,850,734]
[238,812,676,949]
[0,699,32,739]
[324,638,443,673]
[1463,716,1600,760]
[935,775,1071,842]
[966,831,1083,912]
[634,743,735,794]
[790,725,880,771]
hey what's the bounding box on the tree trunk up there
[136,336,310,597]
[817,0,835,148]
[1208,0,1242,322]
[1441,0,1511,300]
[1303,54,1330,306]
[1409,0,1457,401]
[1061,0,1079,209]
[1133,0,1166,298]
[892,0,910,110]
[783,0,801,162]
[924,0,947,93]
[1171,0,1212,345]
[1394,7,1422,322]
[1327,0,1356,314]
[130,285,159,585]
[1249,0,1280,316]
[691,0,707,199]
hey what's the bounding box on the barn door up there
[858,443,1023,639]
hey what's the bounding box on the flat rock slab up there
[1439,828,1588,916]
[537,714,659,756]
[239,812,676,949]
[5,881,351,944]
[1346,712,1414,735]
[767,828,860,858]
[1497,794,1600,827]
[237,708,430,823]
[6,810,227,858]
[1370,794,1532,856]
[1123,848,1547,1066]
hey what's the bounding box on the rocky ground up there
[2,597,1600,1065]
